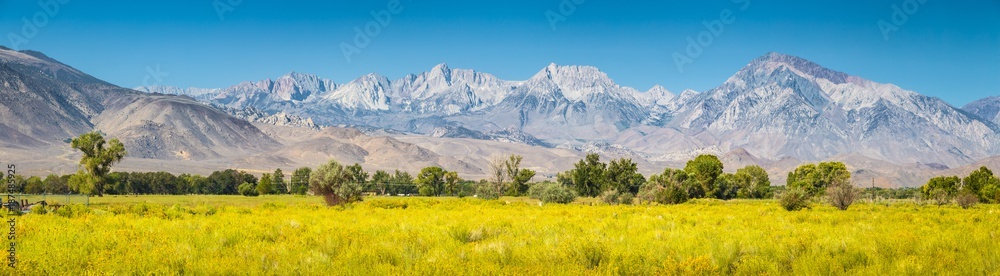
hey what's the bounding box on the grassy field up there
[3,196,999,275]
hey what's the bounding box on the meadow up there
[3,196,999,275]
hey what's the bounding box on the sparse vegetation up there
[826,179,860,210]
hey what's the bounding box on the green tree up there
[70,131,127,196]
[922,176,960,205]
[309,159,363,206]
[714,173,739,200]
[238,182,258,197]
[389,170,416,195]
[371,170,391,195]
[788,162,850,197]
[444,171,461,196]
[346,163,368,187]
[570,153,607,197]
[734,165,771,199]
[272,168,287,194]
[416,166,446,196]
[257,173,274,195]
[505,155,536,196]
[44,174,70,194]
[684,154,723,198]
[605,158,645,195]
[290,167,312,195]
[962,166,998,200]
[638,168,690,204]
[24,176,44,194]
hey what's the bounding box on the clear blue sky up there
[1,0,998,106]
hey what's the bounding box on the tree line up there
[22,131,957,213]
[921,166,1000,208]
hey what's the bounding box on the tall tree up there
[346,163,368,186]
[415,166,446,196]
[290,167,312,195]
[486,154,509,197]
[571,153,607,197]
[605,158,645,195]
[371,170,391,195]
[734,165,772,199]
[257,173,274,195]
[922,176,960,205]
[273,168,287,194]
[70,131,127,196]
[962,166,998,200]
[684,154,723,198]
[444,171,461,196]
[788,162,850,197]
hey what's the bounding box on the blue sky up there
[1,0,998,106]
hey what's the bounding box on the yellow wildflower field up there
[3,197,998,275]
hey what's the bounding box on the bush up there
[778,186,811,211]
[476,183,500,200]
[956,191,979,209]
[238,182,258,197]
[637,170,689,205]
[309,159,364,206]
[600,189,633,205]
[826,180,859,211]
[529,182,577,204]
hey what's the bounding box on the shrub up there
[778,186,811,211]
[238,182,258,197]
[826,179,859,211]
[600,189,633,205]
[529,182,577,204]
[476,183,500,200]
[637,169,689,204]
[956,191,978,209]
[309,159,364,206]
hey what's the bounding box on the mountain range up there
[142,52,1000,169]
[3,45,1000,186]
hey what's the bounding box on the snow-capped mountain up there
[963,96,1000,124]
[660,52,998,166]
[140,52,1000,168]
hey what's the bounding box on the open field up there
[3,196,999,275]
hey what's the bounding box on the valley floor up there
[4,196,999,275]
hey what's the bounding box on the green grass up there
[3,195,999,275]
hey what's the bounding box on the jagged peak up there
[743,52,852,84]
[533,63,611,82]
[431,63,451,73]
[646,85,670,94]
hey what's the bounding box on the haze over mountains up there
[4,45,1000,186]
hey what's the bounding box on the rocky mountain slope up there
[150,53,1000,170]
[962,96,1000,124]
